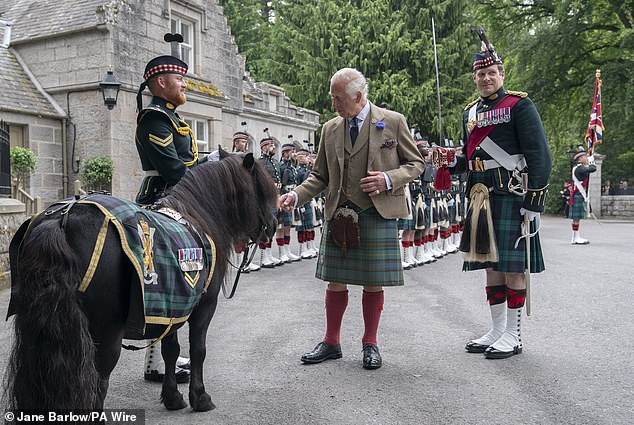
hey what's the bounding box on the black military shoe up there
[301,341,342,364]
[465,341,490,353]
[362,344,382,370]
[484,345,522,359]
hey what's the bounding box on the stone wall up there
[1,111,64,204]
[0,199,26,289]
[601,195,634,219]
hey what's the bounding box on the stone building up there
[0,0,320,285]
[0,0,319,203]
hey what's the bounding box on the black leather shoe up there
[484,345,522,359]
[362,344,382,370]
[144,367,190,383]
[465,341,490,353]
[301,341,342,364]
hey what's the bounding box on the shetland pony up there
[5,151,278,412]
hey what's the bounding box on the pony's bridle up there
[222,211,275,299]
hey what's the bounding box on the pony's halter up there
[223,208,276,299]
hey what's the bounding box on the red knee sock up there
[362,290,384,346]
[324,290,348,345]
[507,288,526,308]
[276,238,285,247]
[486,285,507,305]
[572,223,580,231]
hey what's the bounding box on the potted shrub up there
[10,146,37,193]
[81,155,114,192]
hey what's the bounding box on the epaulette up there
[464,98,479,111]
[506,90,528,98]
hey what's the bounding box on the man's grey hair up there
[331,68,368,100]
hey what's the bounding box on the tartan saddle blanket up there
[76,194,216,335]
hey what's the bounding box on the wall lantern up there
[99,70,121,110]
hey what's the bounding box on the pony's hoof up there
[190,392,216,412]
[161,392,188,410]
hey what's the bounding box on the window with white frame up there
[184,118,209,153]
[170,15,195,70]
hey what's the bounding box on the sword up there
[514,173,538,316]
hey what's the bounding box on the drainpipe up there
[62,118,68,197]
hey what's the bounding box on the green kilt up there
[448,204,457,225]
[279,210,293,227]
[296,202,314,231]
[567,192,587,220]
[424,200,431,230]
[463,192,545,274]
[316,207,403,286]
[398,217,415,231]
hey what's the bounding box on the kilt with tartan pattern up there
[296,202,314,231]
[567,192,587,220]
[463,191,545,273]
[398,217,415,230]
[316,207,403,286]
[424,199,431,230]
[279,210,293,227]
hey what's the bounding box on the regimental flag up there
[585,69,604,155]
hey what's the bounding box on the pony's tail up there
[5,219,99,411]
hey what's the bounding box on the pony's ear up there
[218,145,230,160]
[243,153,255,170]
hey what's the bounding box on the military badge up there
[137,218,159,285]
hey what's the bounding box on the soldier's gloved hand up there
[519,208,539,222]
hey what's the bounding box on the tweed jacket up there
[294,103,424,220]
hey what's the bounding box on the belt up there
[468,155,527,172]
[144,170,160,177]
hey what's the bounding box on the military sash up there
[466,95,522,160]
[570,164,589,204]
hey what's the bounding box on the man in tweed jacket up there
[279,68,424,370]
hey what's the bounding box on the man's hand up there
[360,171,388,197]
[278,192,296,212]
[519,207,540,222]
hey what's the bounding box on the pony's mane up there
[157,154,278,268]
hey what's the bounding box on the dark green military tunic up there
[135,96,204,205]
[457,87,552,273]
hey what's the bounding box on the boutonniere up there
[375,121,385,130]
[380,139,398,149]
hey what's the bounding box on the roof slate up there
[2,0,103,42]
[0,46,63,117]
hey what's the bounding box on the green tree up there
[225,0,475,144]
